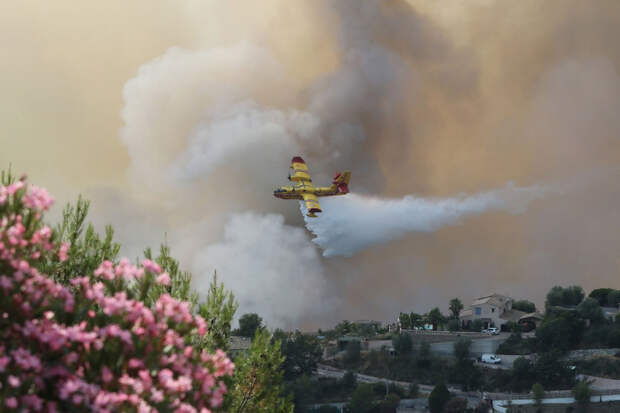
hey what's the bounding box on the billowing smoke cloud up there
[3,0,620,328]
[114,0,464,326]
[194,213,328,327]
[114,0,620,326]
[168,101,319,186]
[303,183,548,257]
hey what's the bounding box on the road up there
[316,364,620,412]
[318,364,436,393]
[316,364,483,408]
[473,354,532,370]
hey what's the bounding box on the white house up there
[460,293,527,330]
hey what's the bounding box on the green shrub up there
[428,382,450,413]
[341,370,357,391]
[444,397,468,413]
[347,384,375,413]
[344,340,361,367]
[532,382,544,407]
[376,393,400,413]
[572,381,591,411]
[392,333,413,355]
[448,319,460,332]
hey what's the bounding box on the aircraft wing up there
[289,156,312,183]
[302,193,322,216]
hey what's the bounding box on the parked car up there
[482,327,499,335]
[481,354,502,364]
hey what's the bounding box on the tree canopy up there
[512,299,536,313]
[427,307,445,330]
[274,330,322,381]
[546,285,585,308]
[398,312,411,330]
[347,384,375,413]
[577,297,604,323]
[449,298,464,319]
[428,382,450,413]
[392,333,413,355]
[589,288,614,306]
[536,312,585,352]
[235,313,265,338]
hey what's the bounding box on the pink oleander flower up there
[0,186,8,205]
[21,394,43,410]
[58,242,69,262]
[6,181,24,195]
[8,375,21,388]
[156,272,171,286]
[0,356,10,372]
[0,176,233,411]
[5,397,18,408]
[142,259,162,274]
[150,388,164,403]
[101,366,113,383]
[194,315,207,336]
[22,185,54,211]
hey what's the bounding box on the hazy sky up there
[2,0,619,328]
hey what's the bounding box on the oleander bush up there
[0,174,233,412]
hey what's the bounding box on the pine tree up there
[40,196,120,284]
[197,272,238,352]
[229,330,294,413]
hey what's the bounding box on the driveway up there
[578,374,620,391]
[430,333,510,357]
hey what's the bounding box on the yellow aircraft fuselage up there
[273,156,351,217]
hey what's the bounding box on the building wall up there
[470,298,513,328]
[471,303,503,327]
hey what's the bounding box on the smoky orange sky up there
[2,0,619,328]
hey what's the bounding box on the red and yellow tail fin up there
[331,171,351,194]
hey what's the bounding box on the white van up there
[481,354,502,364]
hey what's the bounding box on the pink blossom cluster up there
[0,181,25,205]
[0,179,233,412]
[21,185,54,212]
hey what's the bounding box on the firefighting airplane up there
[273,156,351,217]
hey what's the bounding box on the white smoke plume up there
[193,213,328,327]
[114,1,436,327]
[303,183,549,257]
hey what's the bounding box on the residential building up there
[518,312,544,328]
[228,336,252,358]
[337,336,368,352]
[352,319,382,333]
[460,293,528,330]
